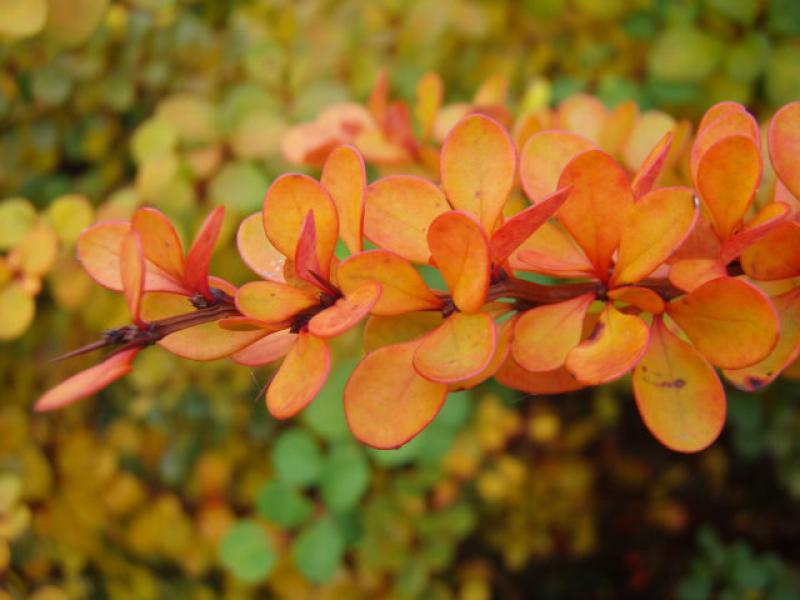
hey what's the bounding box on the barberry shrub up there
[36,79,800,454]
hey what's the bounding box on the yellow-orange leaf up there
[440,114,516,231]
[631,132,672,200]
[633,316,725,453]
[724,287,800,391]
[120,230,145,327]
[519,130,594,202]
[321,145,365,254]
[696,135,761,240]
[131,207,185,282]
[495,355,585,394]
[608,286,665,314]
[557,94,607,143]
[698,101,746,134]
[668,259,727,293]
[308,282,381,338]
[428,211,490,312]
[740,222,800,280]
[415,72,444,142]
[233,330,297,366]
[512,221,595,278]
[237,212,286,281]
[768,101,800,200]
[236,281,318,323]
[185,206,225,299]
[599,99,637,157]
[413,312,496,383]
[558,149,634,280]
[666,277,779,369]
[451,318,513,390]
[566,304,650,384]
[267,332,329,419]
[611,187,697,286]
[364,175,449,263]
[512,293,594,372]
[362,312,443,352]
[337,250,442,316]
[344,340,448,449]
[720,202,790,264]
[690,109,759,181]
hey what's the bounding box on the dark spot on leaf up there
[746,376,765,390]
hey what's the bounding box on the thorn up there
[50,338,110,362]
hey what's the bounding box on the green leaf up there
[255,480,314,529]
[272,428,323,488]
[648,27,723,83]
[218,519,276,584]
[208,162,269,214]
[320,444,370,512]
[292,516,345,584]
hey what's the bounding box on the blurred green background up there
[2,1,800,598]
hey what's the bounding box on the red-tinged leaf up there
[512,221,595,277]
[611,187,697,286]
[131,207,186,282]
[236,212,286,282]
[308,282,381,338]
[668,213,722,264]
[740,221,800,280]
[631,132,672,200]
[344,340,448,449]
[669,258,727,293]
[428,211,490,312]
[263,173,339,278]
[35,348,139,412]
[566,304,650,384]
[451,318,513,391]
[293,212,323,289]
[698,101,746,134]
[512,293,594,372]
[415,72,443,141]
[608,286,665,314]
[696,135,762,239]
[775,179,800,215]
[363,312,443,352]
[720,202,791,263]
[557,149,634,280]
[440,114,516,231]
[321,145,365,254]
[337,250,442,315]
[236,281,318,324]
[633,316,725,453]
[266,331,329,419]
[232,329,297,366]
[769,102,800,201]
[690,108,759,181]
[666,277,779,369]
[490,187,571,264]
[364,175,450,263]
[557,94,607,143]
[185,206,225,299]
[622,111,676,172]
[413,312,496,383]
[724,287,800,391]
[77,222,186,294]
[519,130,594,203]
[120,230,145,327]
[599,99,638,157]
[367,68,389,123]
[495,354,585,394]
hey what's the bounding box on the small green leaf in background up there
[301,356,357,442]
[320,444,370,512]
[256,479,314,529]
[218,519,276,584]
[272,428,323,488]
[292,516,345,584]
[208,162,270,214]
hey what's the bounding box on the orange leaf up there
[512,221,595,278]
[519,130,594,202]
[769,101,800,201]
[633,316,725,453]
[666,277,779,369]
[185,206,225,299]
[35,348,140,412]
[321,145,366,254]
[337,250,442,316]
[267,331,330,419]
[690,108,759,181]
[698,101,747,134]
[558,149,634,280]
[236,281,318,324]
[495,355,585,394]
[237,212,286,282]
[696,135,761,239]
[720,202,790,264]
[512,293,594,372]
[263,173,338,277]
[724,287,800,391]
[120,230,145,327]
[631,132,672,200]
[428,211,490,312]
[740,221,800,280]
[566,304,650,384]
[364,175,449,263]
[344,340,448,449]
[668,259,727,293]
[451,318,513,391]
[557,94,607,144]
[218,317,273,331]
[608,286,665,314]
[611,187,697,286]
[413,312,496,383]
[232,329,297,366]
[131,207,186,282]
[599,99,637,157]
[415,72,444,142]
[308,282,381,338]
[490,186,571,264]
[293,212,323,289]
[363,312,443,352]
[440,114,516,231]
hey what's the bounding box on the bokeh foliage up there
[2,0,800,598]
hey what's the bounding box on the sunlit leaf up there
[293,212,323,289]
[321,145,365,255]
[622,111,676,173]
[495,355,585,394]
[415,72,444,142]
[362,312,443,352]
[608,286,665,314]
[46,194,94,246]
[690,109,759,181]
[740,221,800,280]
[185,206,225,299]
[452,317,514,390]
[557,94,607,143]
[720,201,790,263]
[236,281,318,324]
[768,101,800,200]
[13,222,58,278]
[309,282,381,338]
[0,282,35,341]
[0,198,37,250]
[512,221,595,277]
[232,330,296,367]
[413,312,496,383]
[267,332,330,419]
[131,207,186,282]
[519,130,594,203]
[236,213,286,282]
[668,258,727,293]
[631,132,672,200]
[120,231,145,327]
